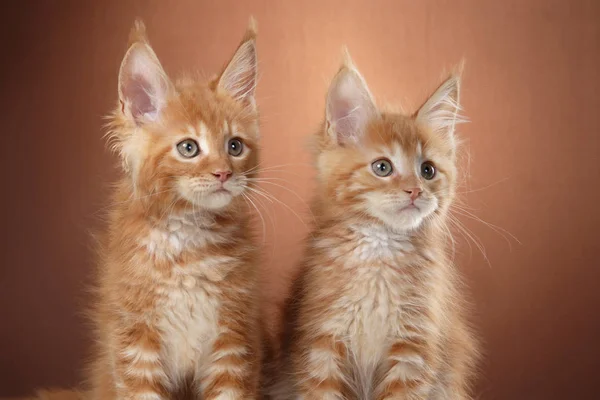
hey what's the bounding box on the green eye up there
[372,159,393,177]
[176,139,200,158]
[421,161,436,180]
[228,138,244,157]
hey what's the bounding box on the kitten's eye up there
[421,161,436,180]
[228,138,244,157]
[372,159,393,177]
[176,139,200,158]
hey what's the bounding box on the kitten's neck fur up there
[314,213,447,267]
[107,181,249,263]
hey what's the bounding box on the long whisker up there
[240,163,311,178]
[448,215,491,268]
[455,177,510,195]
[241,161,269,176]
[245,185,312,234]
[245,188,277,235]
[439,218,457,262]
[247,177,301,184]
[451,205,521,248]
[245,185,274,204]
[242,192,266,243]
[241,163,309,175]
[247,180,316,223]
[245,192,278,267]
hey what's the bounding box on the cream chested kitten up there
[88,19,264,399]
[274,53,479,400]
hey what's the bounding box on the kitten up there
[88,19,263,399]
[277,53,479,399]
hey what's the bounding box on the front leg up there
[293,334,348,400]
[200,317,259,399]
[113,322,168,400]
[375,339,435,400]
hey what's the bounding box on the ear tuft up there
[217,23,258,110]
[118,21,171,124]
[340,46,355,69]
[416,67,467,146]
[326,53,377,146]
[246,16,258,38]
[128,18,148,46]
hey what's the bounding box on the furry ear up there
[217,18,258,110]
[416,68,466,147]
[326,51,377,146]
[118,20,171,124]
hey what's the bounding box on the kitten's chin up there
[179,190,235,211]
[197,191,235,210]
[366,203,436,232]
[364,195,438,232]
[376,210,425,231]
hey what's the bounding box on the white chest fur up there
[322,225,425,393]
[139,213,236,382]
[140,212,229,260]
[157,267,223,382]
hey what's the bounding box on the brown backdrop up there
[1,1,599,399]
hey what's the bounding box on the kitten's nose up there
[212,170,232,182]
[404,187,423,201]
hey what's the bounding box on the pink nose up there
[212,170,232,182]
[404,187,423,201]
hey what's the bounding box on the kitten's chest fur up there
[325,226,427,387]
[156,270,221,381]
[142,214,235,381]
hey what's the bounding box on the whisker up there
[245,192,278,266]
[456,177,510,195]
[450,206,521,249]
[249,180,316,224]
[242,193,266,243]
[241,161,269,176]
[448,215,491,268]
[240,163,311,177]
[245,185,275,204]
[245,185,312,233]
[248,190,277,239]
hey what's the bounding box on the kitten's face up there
[319,116,456,231]
[113,20,259,213]
[133,88,259,211]
[319,57,461,231]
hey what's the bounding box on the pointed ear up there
[118,20,171,124]
[326,53,377,146]
[416,70,465,147]
[217,19,258,110]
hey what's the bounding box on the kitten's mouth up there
[399,204,419,212]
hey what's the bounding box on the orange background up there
[1,1,599,399]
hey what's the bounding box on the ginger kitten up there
[88,20,263,399]
[278,54,479,399]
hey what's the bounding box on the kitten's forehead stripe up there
[196,120,211,155]
[390,143,409,177]
[231,122,240,136]
[186,124,196,138]
[197,121,209,137]
[223,119,229,135]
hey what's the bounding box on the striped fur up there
[88,19,263,400]
[273,55,479,399]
